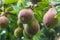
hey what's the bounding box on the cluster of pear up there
[14,8,40,38]
[0,0,58,39]
[14,1,58,39]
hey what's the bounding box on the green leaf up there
[10,10,19,14]
[55,13,60,18]
[49,0,60,4]
[3,0,18,4]
[56,6,60,12]
[12,5,21,10]
[17,0,26,7]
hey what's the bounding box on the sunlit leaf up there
[3,0,18,4]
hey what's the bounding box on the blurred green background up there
[0,0,60,40]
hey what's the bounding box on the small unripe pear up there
[18,8,34,24]
[0,16,9,28]
[43,7,58,28]
[23,19,40,38]
[14,27,23,38]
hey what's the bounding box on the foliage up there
[0,0,60,40]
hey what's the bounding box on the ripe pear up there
[18,8,34,24]
[43,7,58,28]
[23,19,40,38]
[0,16,9,28]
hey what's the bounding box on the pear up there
[0,16,9,28]
[18,8,34,24]
[23,19,40,38]
[14,27,23,38]
[43,7,58,28]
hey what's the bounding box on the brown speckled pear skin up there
[18,8,34,23]
[43,7,58,28]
